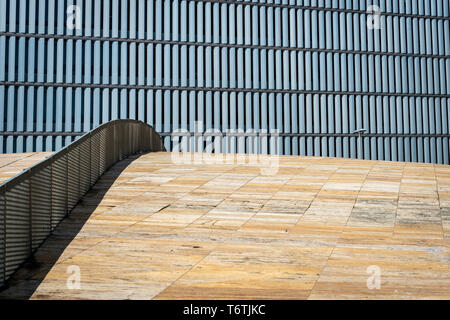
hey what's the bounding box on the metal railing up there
[0,119,165,288]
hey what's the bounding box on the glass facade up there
[0,0,449,164]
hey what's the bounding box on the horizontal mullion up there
[197,0,450,21]
[1,81,449,98]
[162,132,450,138]
[2,132,446,139]
[0,132,84,137]
[0,32,448,60]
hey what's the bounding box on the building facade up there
[0,0,449,164]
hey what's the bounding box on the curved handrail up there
[0,120,165,288]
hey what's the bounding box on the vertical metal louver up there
[0,1,449,163]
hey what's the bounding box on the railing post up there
[113,122,116,164]
[89,132,92,186]
[78,143,81,199]
[144,125,147,152]
[117,123,121,161]
[139,123,142,153]
[28,170,32,257]
[2,186,6,286]
[65,148,69,217]
[137,124,140,153]
[50,156,53,232]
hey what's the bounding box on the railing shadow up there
[0,154,142,299]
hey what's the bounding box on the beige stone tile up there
[2,152,449,300]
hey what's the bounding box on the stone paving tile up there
[0,152,449,300]
[0,152,52,183]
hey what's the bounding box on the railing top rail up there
[0,119,155,192]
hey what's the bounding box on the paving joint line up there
[306,162,371,299]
